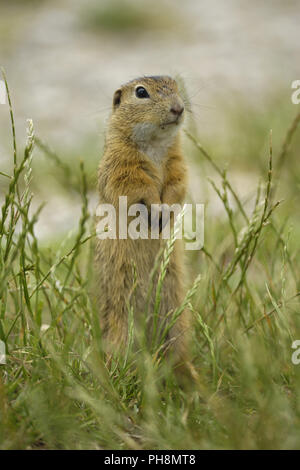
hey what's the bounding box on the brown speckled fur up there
[96,76,193,375]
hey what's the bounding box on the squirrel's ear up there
[113,88,122,109]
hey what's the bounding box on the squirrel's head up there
[109,76,185,151]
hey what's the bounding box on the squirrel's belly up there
[96,237,180,319]
[96,237,183,302]
[96,237,161,287]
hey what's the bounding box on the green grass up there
[1,72,300,450]
[80,0,180,34]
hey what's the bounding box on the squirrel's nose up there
[170,104,184,116]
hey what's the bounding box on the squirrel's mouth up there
[160,118,182,129]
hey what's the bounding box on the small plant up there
[81,0,178,34]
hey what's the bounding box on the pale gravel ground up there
[0,0,299,238]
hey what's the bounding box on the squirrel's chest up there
[142,159,168,195]
[152,161,165,187]
[140,154,169,192]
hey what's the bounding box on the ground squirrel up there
[96,75,191,373]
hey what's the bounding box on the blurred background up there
[0,0,299,243]
[1,1,300,450]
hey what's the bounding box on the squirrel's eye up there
[135,86,149,99]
